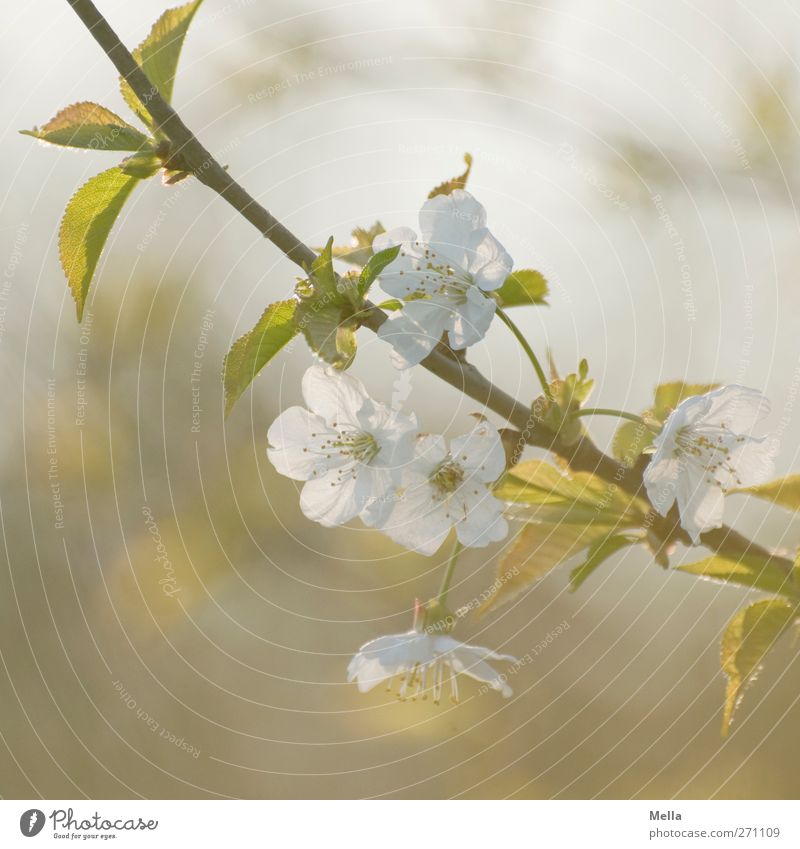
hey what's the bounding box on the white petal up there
[358,466,400,527]
[267,407,330,481]
[401,297,456,337]
[727,436,778,488]
[442,641,517,697]
[380,274,434,301]
[464,227,513,291]
[450,419,506,482]
[675,466,725,544]
[665,393,708,430]
[451,657,513,697]
[434,637,517,664]
[360,405,419,468]
[454,488,509,548]
[419,190,486,268]
[643,453,679,517]
[649,416,679,456]
[377,312,440,368]
[299,472,361,527]
[373,229,428,299]
[347,657,395,692]
[410,433,449,475]
[699,385,770,431]
[447,287,496,349]
[347,631,432,692]
[380,480,452,555]
[373,226,417,254]
[302,364,368,425]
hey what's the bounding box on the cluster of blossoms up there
[267,365,509,556]
[267,189,779,703]
[266,191,521,702]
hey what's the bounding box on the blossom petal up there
[358,466,401,527]
[726,436,778,488]
[464,227,513,291]
[373,226,418,255]
[419,190,486,268]
[451,419,506,482]
[299,472,361,527]
[347,631,432,691]
[409,433,449,475]
[699,385,771,431]
[302,364,368,425]
[448,285,496,350]
[359,405,419,469]
[267,406,330,480]
[377,311,441,369]
[454,488,509,548]
[643,454,679,517]
[675,466,725,543]
[434,636,517,664]
[380,477,452,555]
[450,656,512,696]
[442,642,517,697]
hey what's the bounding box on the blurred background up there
[1,0,800,799]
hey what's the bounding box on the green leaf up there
[59,167,141,321]
[428,153,473,199]
[223,300,298,416]
[732,476,800,512]
[612,419,655,467]
[678,554,796,597]
[294,239,362,369]
[612,381,719,466]
[495,460,648,524]
[21,102,151,151]
[120,0,204,131]
[481,462,649,612]
[480,521,615,613]
[295,298,358,370]
[495,269,549,307]
[569,534,639,592]
[358,244,401,296]
[720,598,795,736]
[377,299,403,311]
[327,221,385,267]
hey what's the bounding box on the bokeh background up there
[1,0,800,799]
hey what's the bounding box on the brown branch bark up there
[65,0,791,573]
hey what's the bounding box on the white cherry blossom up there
[374,190,513,368]
[347,630,517,701]
[372,417,509,555]
[267,365,417,528]
[644,385,778,543]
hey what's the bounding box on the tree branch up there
[64,0,792,573]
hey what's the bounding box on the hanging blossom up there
[347,629,517,702]
[644,385,778,543]
[267,365,418,528]
[371,417,509,555]
[374,190,513,368]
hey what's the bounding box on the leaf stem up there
[571,407,659,430]
[437,538,463,606]
[495,306,553,402]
